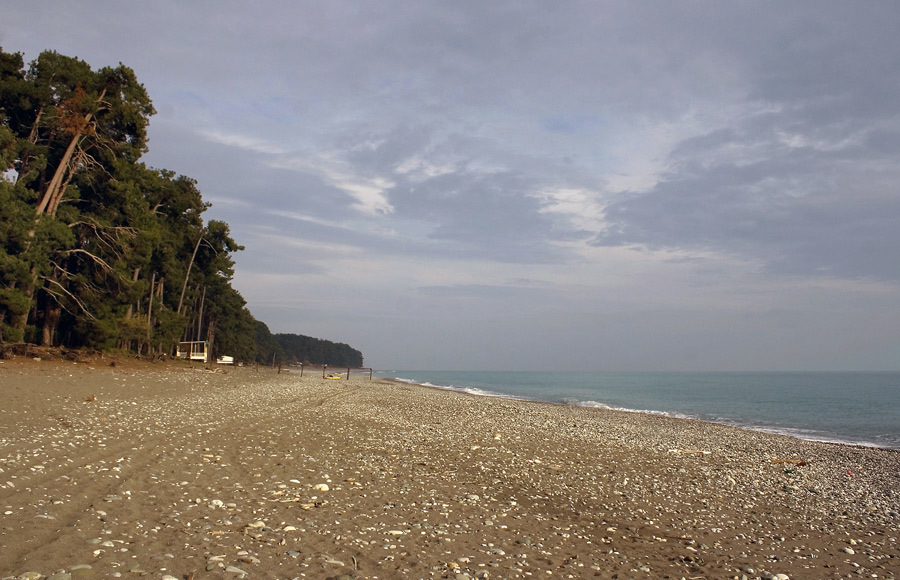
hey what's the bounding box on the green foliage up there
[0,180,35,339]
[254,320,284,365]
[0,46,366,367]
[0,47,242,357]
[274,333,364,367]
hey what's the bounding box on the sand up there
[0,354,897,580]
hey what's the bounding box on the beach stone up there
[843,547,855,554]
[47,573,72,580]
[69,566,94,579]
[225,565,247,575]
[17,573,42,580]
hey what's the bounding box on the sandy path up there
[0,357,898,579]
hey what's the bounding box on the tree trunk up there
[195,285,206,342]
[178,234,203,315]
[47,160,78,216]
[35,128,85,215]
[206,318,216,361]
[15,267,39,338]
[124,267,141,319]
[41,300,61,347]
[34,87,106,216]
[146,272,156,347]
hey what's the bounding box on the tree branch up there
[39,276,97,320]
[62,248,120,278]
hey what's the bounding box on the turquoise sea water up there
[378,370,900,450]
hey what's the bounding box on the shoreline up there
[1,356,898,579]
[386,372,900,452]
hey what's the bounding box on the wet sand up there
[1,355,898,579]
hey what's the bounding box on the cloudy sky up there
[4,1,899,370]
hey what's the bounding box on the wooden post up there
[146,272,156,351]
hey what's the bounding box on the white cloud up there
[535,186,608,236]
[200,129,287,156]
[271,151,396,216]
[394,155,455,181]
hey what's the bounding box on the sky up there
[3,1,899,371]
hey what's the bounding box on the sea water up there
[378,370,900,450]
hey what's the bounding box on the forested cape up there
[252,323,362,367]
[0,48,363,366]
[274,333,363,367]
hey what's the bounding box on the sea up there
[376,370,900,450]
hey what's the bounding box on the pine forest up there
[0,48,362,367]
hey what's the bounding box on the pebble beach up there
[1,355,898,580]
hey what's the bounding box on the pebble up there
[69,566,93,579]
[3,363,899,580]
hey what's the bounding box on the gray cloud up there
[4,0,900,369]
[591,2,900,281]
